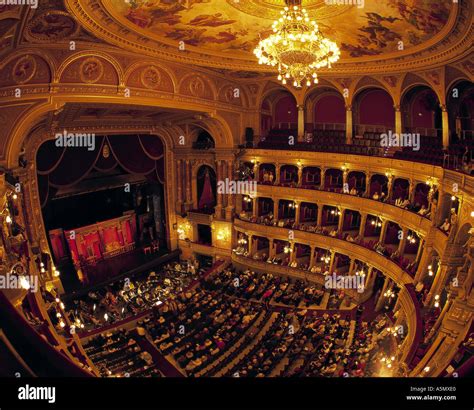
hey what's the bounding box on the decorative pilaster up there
[317,205,323,227]
[337,208,344,232]
[398,227,409,256]
[294,201,300,224]
[379,219,389,245]
[395,104,402,136]
[309,245,316,269]
[415,246,433,283]
[359,213,367,237]
[225,159,235,220]
[345,105,353,144]
[297,105,305,140]
[441,104,449,149]
[328,250,336,273]
[375,276,390,312]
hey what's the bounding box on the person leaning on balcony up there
[400,198,410,208]
[418,205,428,216]
[440,218,451,232]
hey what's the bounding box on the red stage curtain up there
[198,170,215,209]
[66,236,79,263]
[50,234,65,260]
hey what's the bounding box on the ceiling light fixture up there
[254,0,340,88]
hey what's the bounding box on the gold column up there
[317,204,323,227]
[297,165,303,187]
[329,250,336,273]
[375,276,390,312]
[379,219,389,245]
[269,238,275,258]
[345,105,353,144]
[395,105,402,136]
[252,197,258,218]
[337,208,345,232]
[185,160,192,206]
[309,245,316,269]
[398,227,409,256]
[294,201,300,225]
[215,160,223,218]
[225,159,234,220]
[414,246,433,283]
[320,167,326,190]
[275,163,281,185]
[297,105,305,140]
[359,213,367,237]
[176,159,183,210]
[441,104,449,149]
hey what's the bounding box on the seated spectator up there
[372,192,380,200]
[350,187,358,195]
[440,218,451,232]
[418,205,428,216]
[400,198,410,208]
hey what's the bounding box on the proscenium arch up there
[4,93,236,168]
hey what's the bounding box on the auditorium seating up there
[84,329,161,377]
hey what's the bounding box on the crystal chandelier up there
[254,0,340,88]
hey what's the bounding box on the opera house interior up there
[0,0,473,395]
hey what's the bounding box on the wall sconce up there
[216,227,230,242]
[283,243,293,254]
[371,218,382,227]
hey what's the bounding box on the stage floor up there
[61,248,180,296]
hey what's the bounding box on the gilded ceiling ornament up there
[227,0,350,20]
[383,76,397,88]
[26,11,79,42]
[224,86,236,103]
[426,71,441,86]
[80,57,104,84]
[140,66,162,89]
[102,143,110,159]
[12,55,37,84]
[188,77,205,97]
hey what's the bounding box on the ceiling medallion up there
[254,0,340,88]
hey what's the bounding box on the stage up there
[62,248,180,297]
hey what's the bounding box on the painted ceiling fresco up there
[106,0,452,59]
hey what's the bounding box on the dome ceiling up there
[108,0,451,58]
[66,0,468,74]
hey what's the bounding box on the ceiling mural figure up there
[110,0,451,58]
